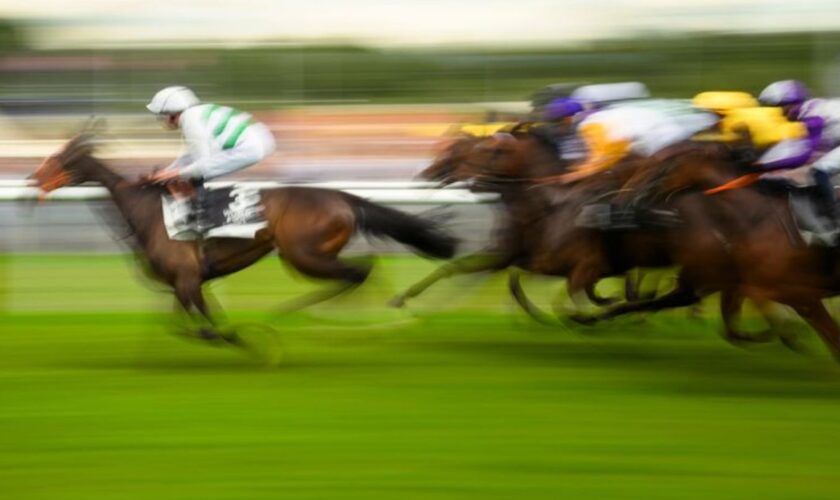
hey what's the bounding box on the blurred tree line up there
[0,17,839,109]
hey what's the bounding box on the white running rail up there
[0,180,496,205]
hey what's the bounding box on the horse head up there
[31,134,99,196]
[460,132,531,189]
[418,133,481,185]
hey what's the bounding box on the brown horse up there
[32,135,457,344]
[394,130,675,316]
[579,143,840,360]
[406,132,775,346]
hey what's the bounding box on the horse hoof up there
[221,331,243,347]
[724,330,775,346]
[198,327,220,341]
[568,314,597,326]
[388,296,406,308]
[779,334,813,356]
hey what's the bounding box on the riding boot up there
[812,168,839,223]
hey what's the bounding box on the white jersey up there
[580,105,717,157]
[170,103,276,180]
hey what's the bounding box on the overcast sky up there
[4,0,840,47]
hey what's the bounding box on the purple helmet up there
[544,97,584,121]
[758,80,810,106]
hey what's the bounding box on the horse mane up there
[505,122,563,157]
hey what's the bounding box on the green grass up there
[3,254,840,499]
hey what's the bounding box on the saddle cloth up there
[575,203,682,230]
[162,184,267,240]
[788,191,840,247]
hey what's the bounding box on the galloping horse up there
[404,132,775,345]
[579,144,840,360]
[32,135,457,344]
[393,130,674,316]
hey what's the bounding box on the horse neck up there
[497,182,558,223]
[78,155,125,192]
[521,135,568,179]
[78,156,161,241]
[680,158,778,232]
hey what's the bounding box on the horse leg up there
[389,251,513,308]
[172,275,229,344]
[719,289,774,345]
[508,270,561,325]
[278,248,372,312]
[572,282,701,325]
[565,261,614,312]
[789,300,840,361]
[624,270,642,302]
[585,283,619,307]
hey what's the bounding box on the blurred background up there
[3,2,840,253]
[7,3,840,499]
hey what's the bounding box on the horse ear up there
[62,133,97,163]
[89,117,107,135]
[509,122,532,135]
[77,116,107,137]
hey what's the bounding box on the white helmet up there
[146,86,200,115]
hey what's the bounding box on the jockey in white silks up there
[146,86,276,230]
[546,100,718,183]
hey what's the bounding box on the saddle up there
[161,184,267,240]
[575,203,681,231]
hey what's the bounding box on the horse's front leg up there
[172,274,241,346]
[389,250,514,308]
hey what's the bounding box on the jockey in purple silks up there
[542,97,587,161]
[799,97,840,222]
[756,80,840,230]
[753,80,817,173]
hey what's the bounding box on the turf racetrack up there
[3,254,840,499]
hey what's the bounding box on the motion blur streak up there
[5,4,840,499]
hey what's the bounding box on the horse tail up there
[344,194,458,259]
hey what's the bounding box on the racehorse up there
[394,130,673,316]
[32,135,457,345]
[405,132,775,345]
[577,143,840,360]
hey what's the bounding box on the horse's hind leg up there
[278,248,372,312]
[572,281,701,325]
[789,299,840,361]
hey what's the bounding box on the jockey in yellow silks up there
[691,90,807,152]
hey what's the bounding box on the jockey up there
[146,86,276,229]
[752,80,815,172]
[557,102,718,183]
[542,97,587,161]
[541,83,651,162]
[799,98,840,221]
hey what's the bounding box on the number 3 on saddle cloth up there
[161,183,267,240]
